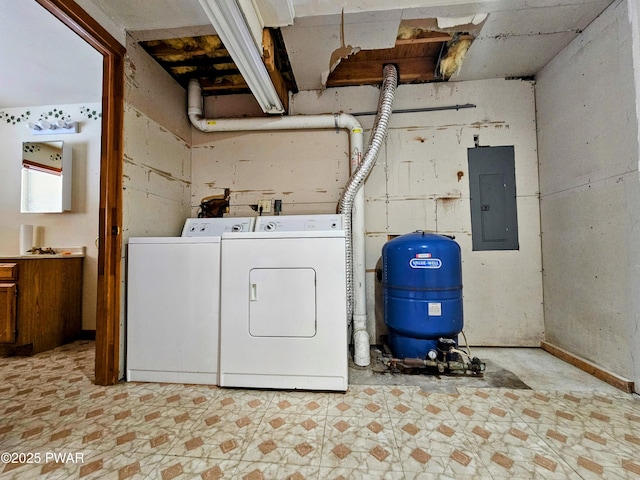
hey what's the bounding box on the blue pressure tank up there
[382,231,463,359]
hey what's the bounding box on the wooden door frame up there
[36,0,124,385]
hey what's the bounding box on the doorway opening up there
[37,0,124,386]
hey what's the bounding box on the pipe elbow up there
[188,112,208,132]
[336,113,362,135]
[187,79,204,123]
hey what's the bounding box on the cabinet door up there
[0,283,17,343]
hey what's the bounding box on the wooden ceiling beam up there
[148,55,232,66]
[394,33,473,46]
[262,29,289,112]
[199,76,249,90]
[395,35,451,45]
[327,56,437,87]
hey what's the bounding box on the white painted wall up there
[123,104,192,237]
[0,103,102,330]
[628,0,640,395]
[192,78,544,347]
[123,35,192,240]
[191,128,350,217]
[120,34,193,378]
[537,0,640,385]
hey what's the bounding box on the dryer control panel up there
[255,214,344,232]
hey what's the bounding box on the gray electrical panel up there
[468,146,519,251]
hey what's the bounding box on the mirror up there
[21,141,72,213]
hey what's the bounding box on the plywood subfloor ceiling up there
[139,28,296,96]
[139,18,482,98]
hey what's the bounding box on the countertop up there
[0,246,85,260]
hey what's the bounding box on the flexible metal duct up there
[188,65,397,368]
[186,79,367,361]
[338,64,398,366]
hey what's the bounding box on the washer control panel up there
[182,217,256,237]
[255,214,344,232]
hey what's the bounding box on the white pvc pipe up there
[337,65,398,366]
[351,187,370,365]
[187,79,370,364]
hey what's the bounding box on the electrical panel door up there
[468,146,519,251]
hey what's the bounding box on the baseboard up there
[541,341,635,393]
[79,330,96,340]
[0,343,33,357]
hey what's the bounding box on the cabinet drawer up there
[0,263,17,281]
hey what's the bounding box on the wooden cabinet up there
[0,263,18,344]
[0,257,83,356]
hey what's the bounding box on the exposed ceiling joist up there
[139,29,296,100]
[326,31,475,88]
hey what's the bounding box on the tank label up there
[428,303,442,316]
[409,258,442,269]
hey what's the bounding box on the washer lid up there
[129,236,221,244]
[222,230,345,240]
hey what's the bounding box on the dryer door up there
[249,268,316,337]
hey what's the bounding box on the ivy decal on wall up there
[39,108,71,122]
[80,106,101,120]
[0,110,31,125]
[23,143,41,153]
[1,105,101,127]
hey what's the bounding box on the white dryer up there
[254,213,343,232]
[219,214,348,391]
[126,217,254,384]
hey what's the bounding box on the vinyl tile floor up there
[1,340,639,479]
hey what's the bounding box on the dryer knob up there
[265,222,277,231]
[232,224,243,232]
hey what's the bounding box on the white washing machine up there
[126,217,254,384]
[219,214,348,391]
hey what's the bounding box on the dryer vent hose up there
[338,64,398,366]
